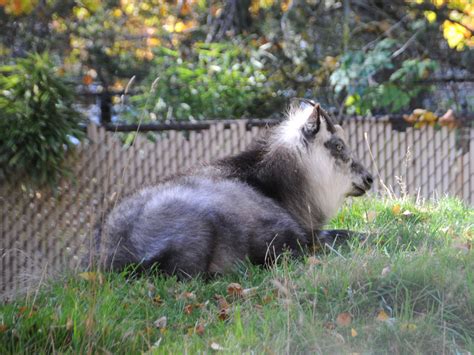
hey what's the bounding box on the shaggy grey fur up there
[92,102,373,276]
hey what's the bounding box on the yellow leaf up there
[147,37,161,47]
[424,10,437,23]
[336,312,352,327]
[376,310,390,321]
[351,328,358,337]
[392,204,401,215]
[113,8,122,17]
[78,272,103,283]
[400,322,417,331]
[174,21,185,33]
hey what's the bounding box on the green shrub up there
[0,53,83,187]
[330,39,439,115]
[128,42,277,121]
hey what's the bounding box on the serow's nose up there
[364,173,374,188]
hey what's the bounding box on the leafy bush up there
[0,53,83,187]
[128,42,277,121]
[330,39,439,115]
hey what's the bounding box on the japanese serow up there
[92,101,373,276]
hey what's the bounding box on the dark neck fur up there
[212,138,325,231]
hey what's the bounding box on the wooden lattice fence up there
[1,119,473,299]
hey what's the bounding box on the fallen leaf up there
[144,326,154,336]
[210,342,224,351]
[78,272,104,284]
[184,304,193,315]
[400,322,417,331]
[242,287,258,297]
[153,295,163,305]
[392,204,401,215]
[351,328,358,337]
[214,295,230,320]
[336,312,352,327]
[376,310,390,321]
[262,294,274,304]
[307,256,322,266]
[0,324,7,333]
[227,283,243,297]
[366,210,377,222]
[153,316,167,329]
[323,322,336,330]
[177,291,196,300]
[66,317,73,331]
[381,266,391,277]
[195,323,205,335]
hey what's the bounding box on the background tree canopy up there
[0,0,472,185]
[1,0,472,120]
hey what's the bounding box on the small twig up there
[391,30,421,58]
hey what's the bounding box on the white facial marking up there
[272,105,354,227]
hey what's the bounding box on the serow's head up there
[280,99,373,200]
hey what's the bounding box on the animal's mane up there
[208,107,331,232]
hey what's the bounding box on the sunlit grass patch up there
[0,196,472,353]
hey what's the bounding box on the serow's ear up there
[302,104,321,139]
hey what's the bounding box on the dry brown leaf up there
[0,324,8,333]
[351,328,358,337]
[376,310,390,321]
[214,295,230,320]
[195,323,205,336]
[177,291,196,300]
[66,317,73,331]
[153,316,167,329]
[78,272,104,284]
[227,283,243,297]
[262,294,274,304]
[336,312,352,327]
[323,322,336,330]
[184,304,194,315]
[307,256,322,266]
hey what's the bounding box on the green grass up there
[1,196,473,354]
